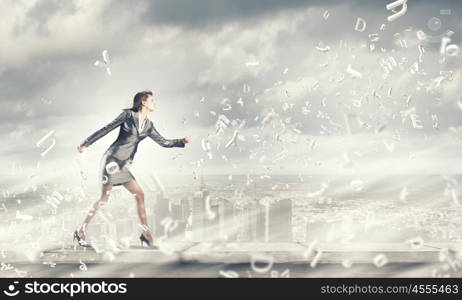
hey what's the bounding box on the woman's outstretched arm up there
[80,110,128,147]
[148,120,185,148]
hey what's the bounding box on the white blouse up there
[138,112,147,132]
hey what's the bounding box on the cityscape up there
[2,173,460,251]
[0,172,461,277]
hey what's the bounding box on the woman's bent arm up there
[81,110,128,147]
[148,121,185,148]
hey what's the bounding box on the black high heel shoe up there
[139,233,158,249]
[73,230,91,248]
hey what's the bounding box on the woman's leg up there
[122,179,154,244]
[77,184,113,239]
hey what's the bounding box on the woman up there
[74,90,190,248]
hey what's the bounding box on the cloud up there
[1,0,462,179]
[137,0,320,29]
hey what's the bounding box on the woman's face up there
[143,95,156,112]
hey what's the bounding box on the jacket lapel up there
[131,110,140,136]
[131,110,149,136]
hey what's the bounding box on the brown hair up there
[130,90,153,112]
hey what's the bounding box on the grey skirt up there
[99,151,135,186]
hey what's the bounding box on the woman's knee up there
[101,184,112,195]
[133,190,144,201]
[95,194,110,206]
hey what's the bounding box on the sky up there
[1,0,462,187]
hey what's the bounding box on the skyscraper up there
[191,174,209,241]
[255,202,267,242]
[236,200,257,242]
[216,197,235,241]
[267,198,293,242]
[169,197,191,240]
[203,196,220,241]
[154,191,170,237]
[141,174,170,237]
[171,197,190,221]
[253,181,267,242]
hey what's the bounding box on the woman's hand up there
[182,136,190,144]
[77,144,87,153]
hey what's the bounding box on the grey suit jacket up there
[81,109,185,162]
